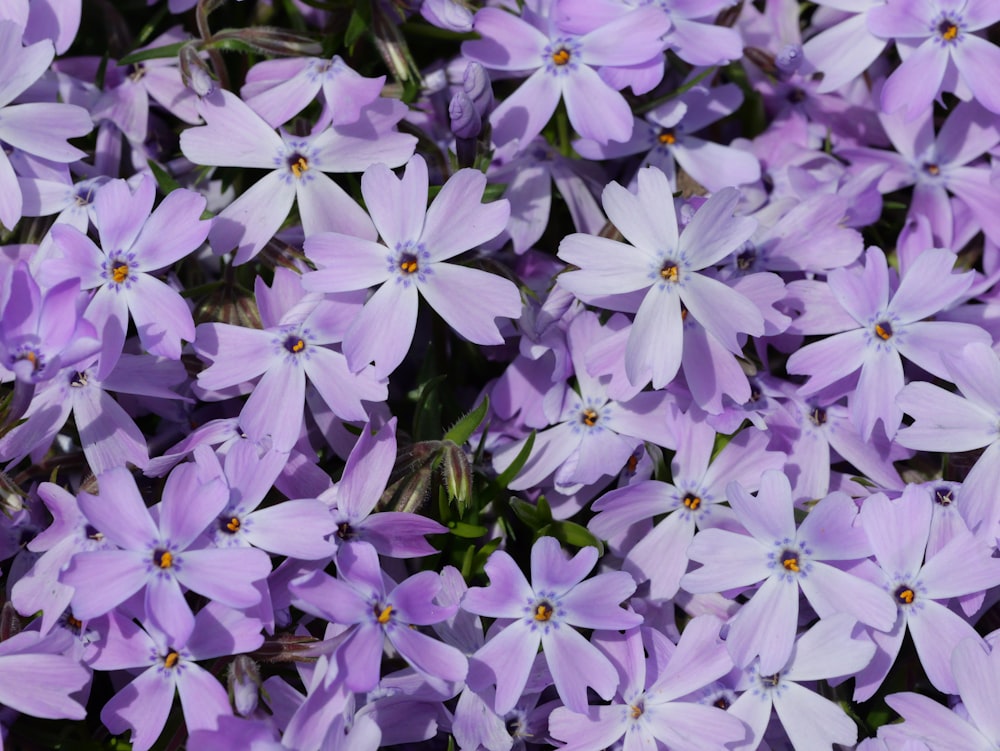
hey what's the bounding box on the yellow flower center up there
[683,493,701,510]
[112,262,129,284]
[874,322,893,340]
[375,605,393,624]
[581,408,599,427]
[290,155,309,178]
[226,517,241,533]
[781,553,800,573]
[534,603,553,621]
[660,263,679,282]
[155,549,173,569]
[399,254,419,274]
[939,20,958,41]
[658,129,676,145]
[552,48,571,66]
[164,649,180,669]
[895,586,915,604]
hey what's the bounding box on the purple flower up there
[290,541,467,692]
[786,246,989,439]
[302,155,520,379]
[46,175,209,378]
[461,5,670,147]
[62,458,272,643]
[180,89,415,264]
[869,0,1000,118]
[462,536,642,714]
[0,628,90,721]
[557,167,760,390]
[681,471,896,674]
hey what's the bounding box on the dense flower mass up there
[2,1,1000,750]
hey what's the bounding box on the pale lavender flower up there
[462,536,642,714]
[557,166,760,390]
[302,155,520,379]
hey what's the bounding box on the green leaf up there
[118,41,187,66]
[147,160,181,194]
[345,6,371,48]
[548,520,604,555]
[494,431,535,490]
[411,374,447,442]
[444,395,489,445]
[448,521,488,538]
[509,498,539,528]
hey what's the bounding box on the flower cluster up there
[1,2,1000,750]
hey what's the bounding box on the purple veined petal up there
[730,472,796,543]
[589,480,676,538]
[895,382,997,451]
[194,323,276,390]
[880,38,948,120]
[860,490,931,576]
[626,286,683,389]
[953,35,1000,114]
[303,233,389,292]
[0,652,88,719]
[176,662,232,734]
[805,14,886,93]
[666,16,743,66]
[95,176,155,257]
[176,547,271,607]
[209,171,296,265]
[0,103,91,161]
[180,89,283,168]
[622,507,691,600]
[549,704,627,750]
[886,691,993,750]
[557,234,654,296]
[558,571,640,630]
[356,512,446,557]
[530,536,597,594]
[946,342,1000,411]
[0,23,53,107]
[462,550,534,619]
[244,500,337,559]
[79,468,158,547]
[936,101,1000,168]
[786,329,867,396]
[909,181,953,247]
[726,689,771,751]
[645,702,745,751]
[681,529,771,592]
[126,274,196,360]
[336,418,396,521]
[919,531,1000,600]
[159,462,229,548]
[908,599,983,695]
[101,666,176,751]
[651,615,731,698]
[75,386,149,474]
[867,0,933,38]
[726,575,799,673]
[889,248,973,322]
[503,162,552,253]
[342,279,419,379]
[186,601,265,660]
[320,66,387,127]
[947,165,1000,244]
[91,80,149,144]
[145,573,195,646]
[421,170,509,262]
[461,8,547,71]
[388,622,468,683]
[309,122,417,174]
[678,188,756,269]
[852,348,904,440]
[829,247,889,323]
[471,619,538,714]
[852,616,906,702]
[562,64,633,146]
[47,224,110,288]
[388,571,452,625]
[63,549,149,619]
[673,136,761,192]
[604,391,675,446]
[799,561,897,631]
[578,7,669,67]
[774,681,859,750]
[337,624,386,692]
[895,321,992,381]
[336,539,385,596]
[360,158,427,252]
[290,569,370,624]
[701,429,781,496]
[417,263,521,345]
[681,272,763,351]
[129,189,210,270]
[303,346,385,421]
[242,57,318,126]
[296,171,378,240]
[0,148,22,229]
[952,638,1000,742]
[489,68,561,149]
[543,624,618,713]
[493,423,578,491]
[615,167,680,255]
[88,284,130,381]
[241,361,305,452]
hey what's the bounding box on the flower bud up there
[179,42,215,97]
[227,655,261,716]
[462,62,493,118]
[450,91,482,140]
[210,27,322,57]
[441,440,472,511]
[775,44,803,75]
